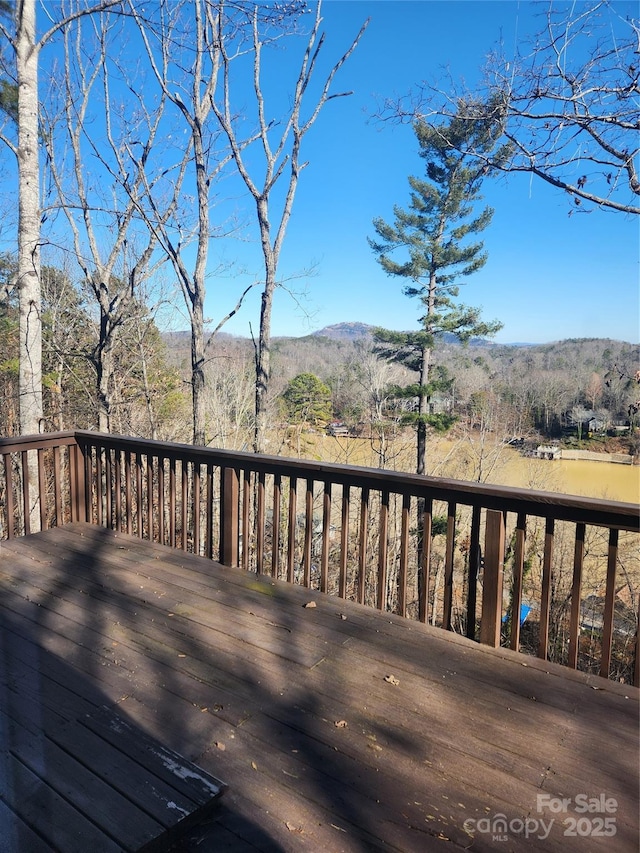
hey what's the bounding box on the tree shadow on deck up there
[1,525,637,851]
[0,528,285,852]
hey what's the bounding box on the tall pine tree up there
[369,103,505,475]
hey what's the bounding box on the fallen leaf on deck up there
[303,601,317,609]
[339,613,347,620]
[251,761,258,770]
[384,674,400,685]
[214,741,225,751]
[334,719,348,728]
[285,822,303,833]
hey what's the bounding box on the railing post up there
[220,466,239,568]
[70,439,88,523]
[480,509,505,647]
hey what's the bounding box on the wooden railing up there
[1,431,638,686]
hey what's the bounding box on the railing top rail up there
[1,430,637,532]
[0,431,78,452]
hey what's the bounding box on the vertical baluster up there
[377,489,389,613]
[480,509,505,647]
[169,457,176,547]
[135,452,143,537]
[442,503,456,630]
[220,466,239,567]
[146,454,154,541]
[303,478,313,587]
[81,441,91,524]
[538,517,555,660]
[271,474,281,579]
[397,492,410,618]
[105,449,113,530]
[634,600,640,689]
[339,485,350,599]
[287,477,297,584]
[181,460,188,551]
[114,450,122,533]
[193,462,201,555]
[567,523,585,670]
[4,454,15,538]
[124,451,132,535]
[257,471,266,574]
[96,448,103,527]
[37,449,46,530]
[508,512,526,650]
[158,456,165,545]
[53,446,62,527]
[600,528,619,679]
[206,463,214,560]
[466,506,482,641]
[357,487,370,606]
[419,498,432,624]
[21,450,30,535]
[242,470,250,571]
[320,481,331,594]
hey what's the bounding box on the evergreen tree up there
[369,103,504,474]
[283,373,332,426]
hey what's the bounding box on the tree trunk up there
[191,296,206,447]
[17,0,43,437]
[17,0,43,532]
[254,220,276,454]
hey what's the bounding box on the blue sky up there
[209,0,639,345]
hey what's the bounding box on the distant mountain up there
[312,322,374,341]
[311,322,526,347]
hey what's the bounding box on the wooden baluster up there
[377,489,389,612]
[303,479,313,587]
[600,528,619,679]
[257,471,266,574]
[357,487,369,606]
[124,451,133,535]
[114,450,122,533]
[480,509,505,647]
[397,493,410,619]
[21,450,30,535]
[3,453,15,538]
[157,456,165,545]
[271,474,281,579]
[181,460,188,551]
[567,523,585,670]
[169,457,176,547]
[242,470,250,571]
[419,498,432,624]
[320,481,331,594]
[538,517,555,660]
[287,477,297,584]
[193,462,201,555]
[466,505,482,641]
[339,485,350,599]
[508,512,526,650]
[442,503,456,631]
[220,466,239,568]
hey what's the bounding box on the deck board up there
[0,523,637,852]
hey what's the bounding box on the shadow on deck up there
[0,523,637,852]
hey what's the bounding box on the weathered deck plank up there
[0,523,637,852]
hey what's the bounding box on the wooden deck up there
[0,524,637,852]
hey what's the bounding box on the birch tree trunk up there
[16,0,43,438]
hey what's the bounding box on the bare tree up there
[42,5,170,432]
[211,0,368,452]
[0,0,119,528]
[384,1,639,216]
[129,0,262,446]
